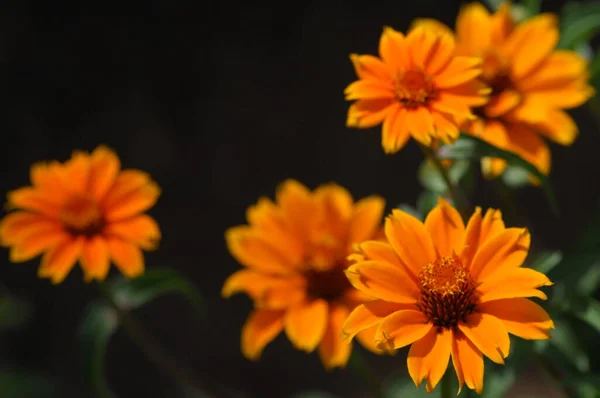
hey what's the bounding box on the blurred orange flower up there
[223,179,385,369]
[344,25,489,154]
[342,198,554,394]
[416,2,595,178]
[0,146,161,284]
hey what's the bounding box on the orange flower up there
[342,199,554,393]
[0,146,161,284]
[344,25,489,154]
[223,179,385,369]
[417,2,594,178]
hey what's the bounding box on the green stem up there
[419,144,470,218]
[347,349,383,398]
[440,369,452,398]
[96,283,208,395]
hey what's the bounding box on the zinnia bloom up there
[0,146,161,283]
[344,25,490,154]
[223,179,385,369]
[416,2,594,178]
[342,198,554,393]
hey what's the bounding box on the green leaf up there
[418,159,470,193]
[549,318,589,372]
[79,268,205,398]
[575,298,600,332]
[527,251,563,274]
[0,369,62,398]
[483,367,517,398]
[558,1,600,50]
[440,135,559,215]
[382,375,433,398]
[79,303,119,398]
[417,191,441,218]
[511,0,542,22]
[500,165,530,189]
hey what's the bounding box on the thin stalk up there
[96,283,209,396]
[347,349,383,398]
[440,369,452,398]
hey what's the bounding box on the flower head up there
[0,146,161,283]
[223,179,385,369]
[342,198,554,394]
[344,25,489,154]
[417,2,595,179]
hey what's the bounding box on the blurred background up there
[0,0,599,397]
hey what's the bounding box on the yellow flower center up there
[305,266,351,302]
[60,195,104,236]
[395,69,438,108]
[416,255,478,329]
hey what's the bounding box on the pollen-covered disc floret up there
[417,255,478,329]
[395,70,438,109]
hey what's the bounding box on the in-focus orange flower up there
[416,2,595,178]
[344,25,490,154]
[223,179,385,369]
[342,198,554,393]
[0,146,161,284]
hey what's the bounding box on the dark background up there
[0,0,598,397]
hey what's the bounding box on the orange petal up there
[478,298,554,340]
[505,123,551,176]
[344,80,395,101]
[479,267,552,303]
[104,215,161,250]
[490,3,515,45]
[451,330,484,394]
[407,327,452,393]
[355,325,385,354]
[225,226,296,275]
[319,303,352,369]
[58,151,91,195]
[285,299,328,352]
[106,237,144,278]
[30,161,71,201]
[9,225,67,263]
[350,54,393,82]
[101,169,153,208]
[80,236,110,282]
[347,99,397,129]
[424,197,465,258]
[103,180,161,222]
[0,212,57,246]
[484,90,521,118]
[345,261,419,303]
[241,309,285,360]
[381,107,411,154]
[347,196,385,247]
[314,182,354,236]
[375,310,431,351]
[37,236,83,284]
[456,2,492,54]
[430,92,474,121]
[461,207,505,266]
[379,26,408,72]
[534,109,578,146]
[469,228,530,282]
[430,111,459,144]
[405,107,434,145]
[276,179,317,244]
[434,57,483,89]
[257,280,306,309]
[424,32,456,76]
[341,300,407,342]
[503,14,558,80]
[523,83,595,110]
[89,145,121,201]
[385,209,437,277]
[353,240,411,277]
[459,312,509,364]
[6,188,61,218]
[517,50,588,91]
[410,18,454,38]
[476,120,510,178]
[222,269,279,298]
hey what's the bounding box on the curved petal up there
[101,169,153,208]
[347,196,385,247]
[103,179,161,222]
[517,50,587,91]
[407,327,452,393]
[484,90,521,118]
[456,2,492,54]
[285,299,328,352]
[434,57,483,89]
[104,215,161,250]
[379,26,408,72]
[504,123,551,176]
[221,270,297,300]
[30,161,71,201]
[490,3,514,45]
[276,179,316,244]
[534,109,578,146]
[347,99,397,129]
[319,303,352,369]
[424,197,465,258]
[469,228,530,282]
[352,240,414,282]
[476,120,510,178]
[478,298,554,340]
[106,236,144,278]
[406,107,434,145]
[80,236,110,282]
[341,300,409,342]
[385,209,437,277]
[0,212,51,246]
[350,54,393,82]
[355,325,385,354]
[89,145,121,201]
[6,188,61,218]
[57,151,91,195]
[479,267,552,303]
[459,312,510,364]
[225,226,296,275]
[461,207,505,267]
[345,261,419,303]
[381,107,411,154]
[344,80,395,101]
[375,310,432,351]
[241,309,285,360]
[9,226,67,263]
[452,330,484,394]
[431,111,459,144]
[37,236,83,284]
